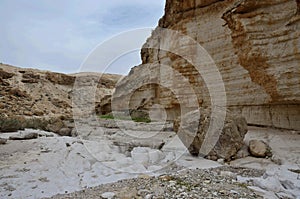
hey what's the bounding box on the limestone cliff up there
[114,0,300,130]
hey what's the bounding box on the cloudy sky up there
[0,0,165,74]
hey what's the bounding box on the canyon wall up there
[0,63,122,133]
[113,0,300,130]
[0,64,121,119]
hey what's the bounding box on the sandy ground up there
[0,125,299,198]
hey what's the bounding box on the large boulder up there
[0,138,7,144]
[57,128,72,136]
[9,132,38,140]
[0,68,14,79]
[174,108,248,161]
[249,140,272,158]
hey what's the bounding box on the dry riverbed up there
[0,121,299,199]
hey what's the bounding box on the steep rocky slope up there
[114,0,300,130]
[0,63,122,132]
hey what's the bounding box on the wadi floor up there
[0,121,299,199]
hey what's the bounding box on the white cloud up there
[0,0,165,74]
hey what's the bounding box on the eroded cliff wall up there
[114,0,300,130]
[0,64,121,118]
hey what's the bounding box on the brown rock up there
[22,72,40,80]
[33,109,44,116]
[45,72,75,85]
[46,118,65,134]
[21,78,39,83]
[175,109,248,161]
[21,72,40,83]
[8,88,28,98]
[0,69,14,79]
[0,116,26,132]
[249,140,271,158]
[0,102,5,109]
[23,111,33,116]
[9,132,38,140]
[0,138,7,144]
[57,128,72,136]
[51,98,70,109]
[0,78,10,86]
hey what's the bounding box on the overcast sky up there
[0,1,165,74]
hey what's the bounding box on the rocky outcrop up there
[0,64,122,133]
[45,72,76,86]
[9,132,38,140]
[174,109,248,160]
[0,68,14,79]
[21,71,41,83]
[0,115,69,133]
[114,0,300,130]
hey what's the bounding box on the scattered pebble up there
[50,167,263,199]
[101,192,115,199]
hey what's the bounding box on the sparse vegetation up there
[237,182,248,189]
[289,169,300,174]
[99,114,151,123]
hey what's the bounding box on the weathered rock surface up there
[0,64,122,133]
[0,116,26,132]
[9,132,38,140]
[174,109,248,161]
[235,144,250,159]
[0,138,7,144]
[0,116,68,134]
[114,0,300,130]
[249,139,272,158]
[57,128,72,137]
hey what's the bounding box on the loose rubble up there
[50,167,263,199]
[1,124,299,199]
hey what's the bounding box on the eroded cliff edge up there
[0,63,121,133]
[114,0,300,130]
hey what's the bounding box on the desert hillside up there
[0,63,122,133]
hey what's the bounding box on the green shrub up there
[99,114,151,123]
[0,116,26,132]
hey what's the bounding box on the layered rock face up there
[0,64,121,132]
[114,0,300,130]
